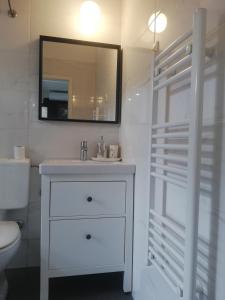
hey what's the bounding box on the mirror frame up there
[39,35,122,124]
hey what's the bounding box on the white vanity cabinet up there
[39,161,135,300]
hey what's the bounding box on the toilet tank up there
[0,159,30,209]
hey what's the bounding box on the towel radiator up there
[148,8,207,300]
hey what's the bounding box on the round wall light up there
[148,11,167,33]
[80,1,101,35]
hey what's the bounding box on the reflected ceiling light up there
[72,95,77,103]
[97,96,103,104]
[80,1,101,35]
[148,11,167,33]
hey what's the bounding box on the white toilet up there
[0,159,30,300]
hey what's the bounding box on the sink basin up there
[44,159,96,164]
[39,159,135,175]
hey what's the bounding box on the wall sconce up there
[8,0,17,18]
[79,1,101,35]
[148,11,167,33]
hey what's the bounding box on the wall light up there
[8,0,17,18]
[80,1,101,35]
[148,11,167,33]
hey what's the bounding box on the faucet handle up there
[81,140,88,148]
[80,140,88,161]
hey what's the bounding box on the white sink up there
[39,159,135,175]
[43,159,96,164]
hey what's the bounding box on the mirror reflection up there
[39,37,122,123]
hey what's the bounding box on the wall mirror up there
[39,36,122,123]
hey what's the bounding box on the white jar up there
[109,145,119,159]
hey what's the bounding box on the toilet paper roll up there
[14,146,26,160]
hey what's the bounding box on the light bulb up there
[80,1,101,35]
[148,11,167,33]
[72,95,76,103]
[97,96,103,104]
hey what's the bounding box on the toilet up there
[0,159,30,300]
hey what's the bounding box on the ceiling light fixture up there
[80,1,101,35]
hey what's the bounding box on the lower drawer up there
[49,218,125,270]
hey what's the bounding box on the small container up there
[97,142,102,158]
[109,145,119,159]
[97,136,107,158]
[103,144,108,158]
[14,146,26,160]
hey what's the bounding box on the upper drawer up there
[50,181,126,217]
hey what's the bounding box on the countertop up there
[39,159,136,175]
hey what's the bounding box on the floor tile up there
[6,268,133,300]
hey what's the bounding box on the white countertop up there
[39,160,136,175]
[0,158,30,165]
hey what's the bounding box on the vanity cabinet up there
[39,161,135,300]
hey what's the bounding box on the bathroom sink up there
[39,159,135,175]
[44,159,95,164]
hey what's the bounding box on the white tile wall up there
[27,239,40,267]
[9,240,28,269]
[0,0,122,268]
[119,45,152,295]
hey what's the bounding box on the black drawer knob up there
[87,196,93,202]
[86,234,92,240]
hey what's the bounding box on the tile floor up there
[6,268,133,300]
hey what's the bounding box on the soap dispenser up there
[97,142,102,158]
[101,136,107,158]
[97,136,107,158]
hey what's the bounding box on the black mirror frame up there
[39,35,122,124]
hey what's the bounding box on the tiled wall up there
[0,0,122,268]
[120,1,225,300]
[120,0,201,297]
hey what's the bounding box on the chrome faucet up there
[80,140,88,161]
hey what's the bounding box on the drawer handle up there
[86,196,93,202]
[86,234,92,240]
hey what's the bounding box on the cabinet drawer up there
[50,181,126,216]
[49,218,125,270]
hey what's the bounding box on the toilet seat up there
[0,222,20,249]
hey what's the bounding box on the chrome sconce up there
[8,0,17,18]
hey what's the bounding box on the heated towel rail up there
[148,8,207,300]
